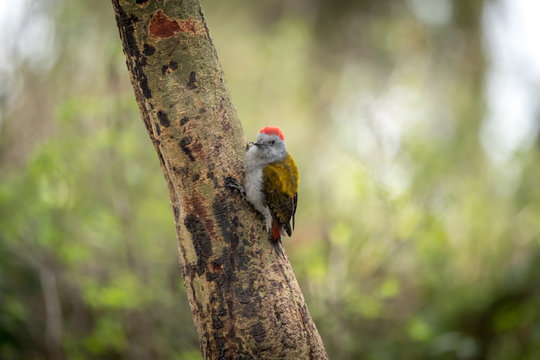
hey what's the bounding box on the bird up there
[227,126,298,244]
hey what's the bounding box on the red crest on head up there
[259,126,285,140]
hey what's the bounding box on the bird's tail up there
[271,222,281,243]
[271,222,284,257]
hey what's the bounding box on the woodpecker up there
[228,127,299,243]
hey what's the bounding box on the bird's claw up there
[225,177,246,198]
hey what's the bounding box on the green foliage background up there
[1,0,540,359]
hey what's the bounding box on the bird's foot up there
[225,177,246,198]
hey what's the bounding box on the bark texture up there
[111,1,328,359]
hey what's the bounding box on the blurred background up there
[1,0,540,359]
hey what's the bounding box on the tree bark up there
[111,1,328,359]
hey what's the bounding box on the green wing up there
[263,153,299,236]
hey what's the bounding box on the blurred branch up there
[39,266,63,360]
[110,0,327,358]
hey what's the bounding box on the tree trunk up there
[111,1,328,358]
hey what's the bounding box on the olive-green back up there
[263,153,298,233]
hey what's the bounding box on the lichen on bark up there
[111,0,328,358]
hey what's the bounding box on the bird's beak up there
[250,141,264,147]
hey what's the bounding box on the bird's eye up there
[270,140,275,145]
